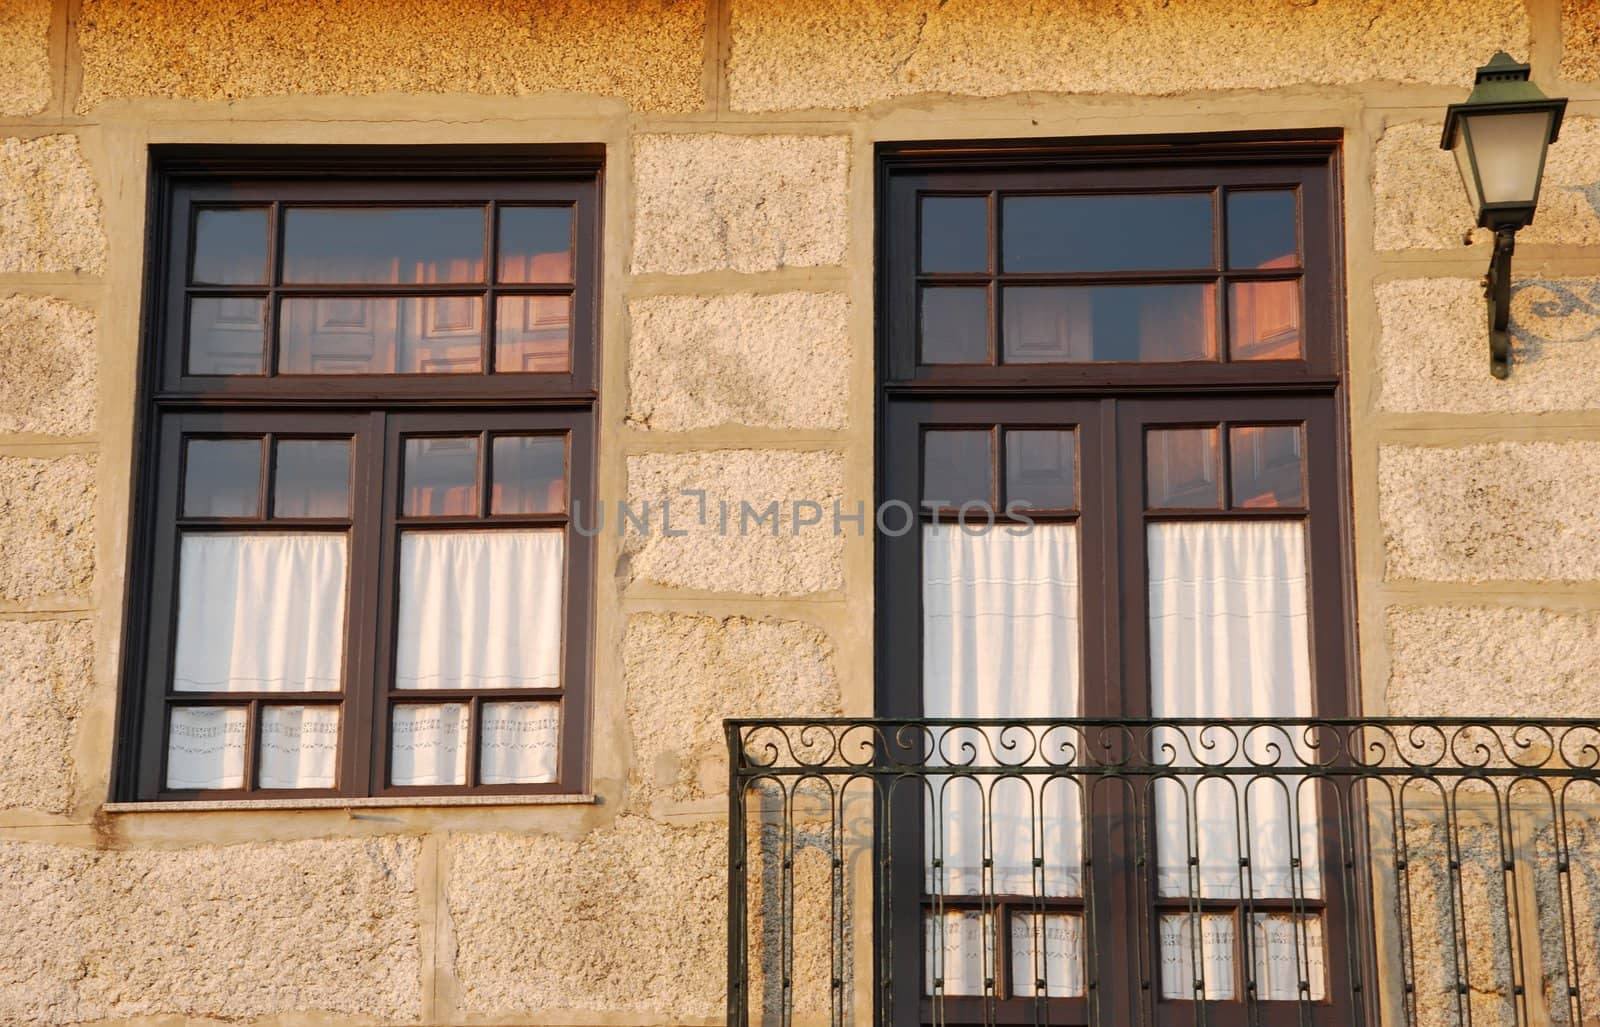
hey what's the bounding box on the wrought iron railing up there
[726,718,1600,1027]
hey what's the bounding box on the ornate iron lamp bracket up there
[1485,227,1516,379]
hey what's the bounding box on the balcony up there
[726,718,1600,1027]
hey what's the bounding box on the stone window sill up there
[102,793,598,813]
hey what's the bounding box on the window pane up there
[1229,280,1302,360]
[188,297,266,375]
[498,206,573,283]
[403,436,479,517]
[923,430,991,507]
[1146,428,1221,509]
[1002,194,1213,273]
[920,287,989,364]
[1227,190,1298,269]
[492,435,566,514]
[921,286,992,366]
[495,294,571,373]
[1004,284,1216,363]
[166,706,247,789]
[1159,913,1237,1000]
[1229,425,1305,508]
[278,297,483,374]
[481,701,560,784]
[921,195,989,273]
[925,910,993,996]
[192,208,268,285]
[390,703,468,786]
[258,705,340,789]
[273,439,351,519]
[395,529,564,689]
[172,533,348,692]
[1252,914,1327,1001]
[1005,429,1076,510]
[184,438,262,517]
[281,207,485,284]
[1011,913,1086,998]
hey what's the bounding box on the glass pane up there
[258,705,340,789]
[925,910,993,996]
[1252,913,1326,1001]
[492,435,566,514]
[273,439,351,519]
[192,208,268,285]
[1004,284,1216,363]
[1229,425,1305,508]
[166,706,247,789]
[1229,280,1302,360]
[495,294,571,373]
[1005,429,1076,510]
[281,207,485,284]
[920,287,989,364]
[1227,190,1298,269]
[1160,913,1237,1000]
[1146,428,1221,509]
[1463,110,1554,204]
[481,701,561,784]
[188,297,266,375]
[499,206,573,283]
[923,430,991,507]
[183,438,262,517]
[403,436,479,517]
[395,529,565,690]
[1011,913,1086,998]
[278,297,483,374]
[921,195,989,273]
[1002,194,1213,272]
[172,533,348,692]
[390,703,468,786]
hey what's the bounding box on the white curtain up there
[173,533,347,692]
[391,703,468,786]
[395,529,564,690]
[167,532,347,790]
[922,523,1084,996]
[1148,521,1323,997]
[481,701,561,784]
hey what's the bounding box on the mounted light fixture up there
[1441,51,1567,378]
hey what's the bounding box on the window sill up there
[102,793,598,813]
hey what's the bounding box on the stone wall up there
[0,0,1597,1023]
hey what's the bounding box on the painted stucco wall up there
[1,0,1599,1023]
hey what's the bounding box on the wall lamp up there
[1441,52,1567,378]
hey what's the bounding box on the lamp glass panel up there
[1451,134,1483,215]
[1462,110,1553,206]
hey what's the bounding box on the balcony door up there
[875,136,1355,1026]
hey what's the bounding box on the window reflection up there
[282,207,485,284]
[924,430,992,507]
[499,207,574,284]
[492,435,566,514]
[1229,281,1302,360]
[189,297,267,375]
[921,196,989,273]
[495,295,571,373]
[192,208,269,285]
[1004,285,1217,363]
[1005,430,1076,510]
[1003,194,1214,273]
[1146,428,1221,509]
[404,437,480,517]
[921,287,990,364]
[1227,191,1298,270]
[278,297,483,374]
[1229,425,1304,508]
[184,438,263,518]
[273,439,351,519]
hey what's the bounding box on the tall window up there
[117,149,600,800]
[878,137,1353,1024]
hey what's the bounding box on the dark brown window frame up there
[875,133,1358,1027]
[114,146,602,802]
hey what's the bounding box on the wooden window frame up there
[114,146,602,802]
[875,134,1358,1027]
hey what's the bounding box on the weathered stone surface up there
[0,837,421,1023]
[624,612,839,809]
[449,820,724,1018]
[0,455,94,604]
[76,0,706,113]
[0,136,107,276]
[1376,278,1600,412]
[1379,442,1600,582]
[1387,605,1600,717]
[631,134,850,274]
[1562,0,1600,81]
[0,296,96,435]
[1375,118,1600,250]
[0,619,91,814]
[623,449,847,596]
[0,0,51,116]
[628,292,850,432]
[727,0,1526,111]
